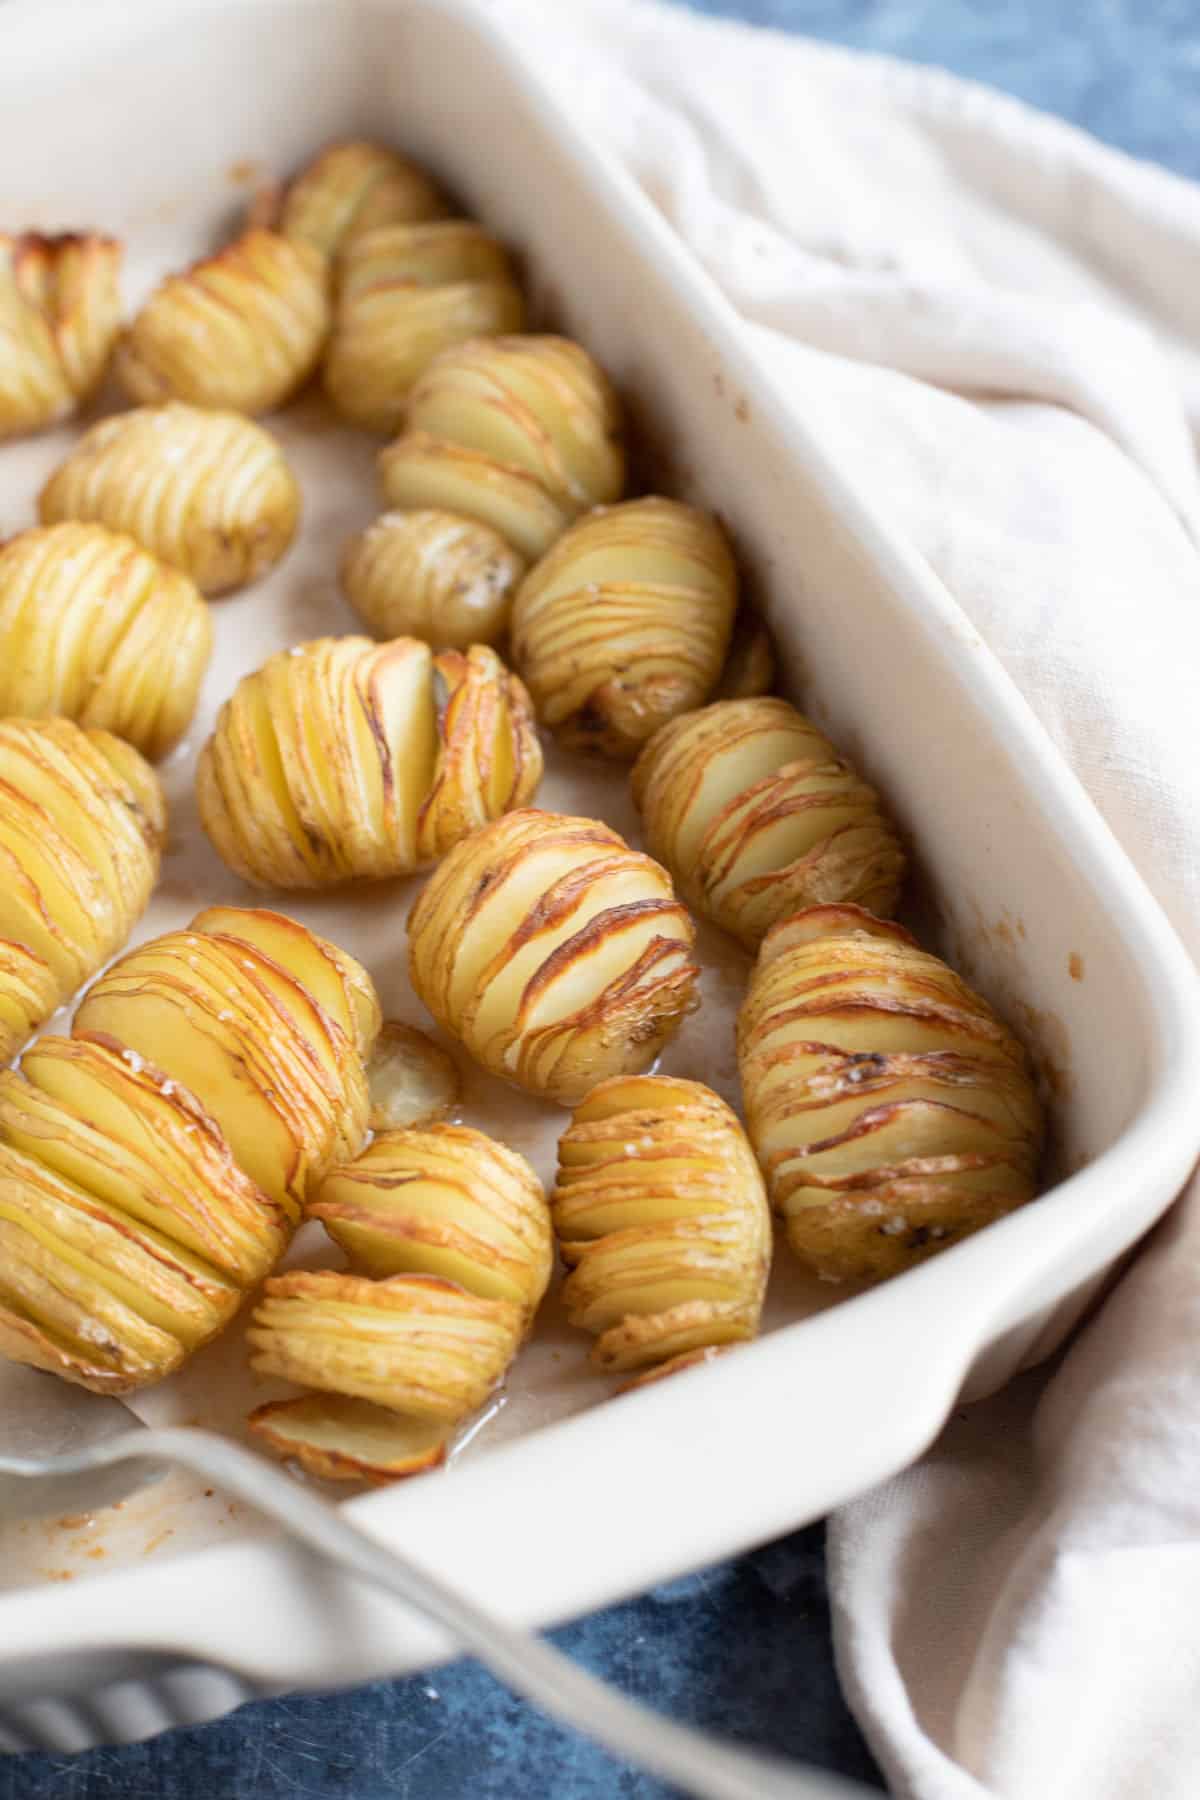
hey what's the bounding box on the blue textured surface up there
[5,3,1199,1796]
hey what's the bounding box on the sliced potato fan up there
[407,808,699,1105]
[280,140,449,260]
[0,232,122,440]
[0,523,212,759]
[39,403,301,596]
[196,635,542,888]
[633,696,905,951]
[309,1123,553,1318]
[511,496,737,759]
[552,1075,771,1374]
[0,718,164,1061]
[378,334,625,562]
[341,508,525,650]
[737,904,1044,1284]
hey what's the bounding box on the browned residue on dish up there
[734,395,750,422]
[141,1528,175,1557]
[1015,1001,1075,1101]
[227,159,262,186]
[1069,952,1084,981]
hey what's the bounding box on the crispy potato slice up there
[366,1023,459,1131]
[248,1393,449,1485]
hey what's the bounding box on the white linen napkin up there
[486,2,1200,1794]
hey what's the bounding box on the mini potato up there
[325,221,524,433]
[248,1269,522,1421]
[74,906,379,1216]
[39,403,301,595]
[378,334,625,562]
[407,809,699,1105]
[632,696,905,951]
[196,635,542,888]
[0,523,212,759]
[310,1123,553,1319]
[0,718,164,1055]
[511,497,736,758]
[341,509,525,649]
[737,904,1044,1284]
[280,141,449,259]
[0,232,122,440]
[0,1034,288,1393]
[116,228,329,414]
[552,1076,770,1373]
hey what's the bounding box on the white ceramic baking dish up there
[1,0,1198,1755]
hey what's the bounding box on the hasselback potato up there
[0,523,212,759]
[632,696,905,950]
[341,509,525,650]
[248,1270,522,1422]
[407,809,699,1105]
[74,905,379,1216]
[552,1075,771,1373]
[310,1124,552,1319]
[280,140,448,259]
[39,403,301,596]
[196,635,542,888]
[0,232,122,440]
[378,334,625,562]
[325,221,523,432]
[0,718,164,1060]
[737,904,1043,1283]
[511,496,736,758]
[0,1034,288,1392]
[116,228,329,414]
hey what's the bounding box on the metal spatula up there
[0,1365,871,1800]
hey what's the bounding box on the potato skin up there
[280,141,449,260]
[0,523,212,759]
[325,221,524,433]
[116,228,329,414]
[632,696,905,950]
[0,718,164,1057]
[39,403,301,596]
[378,334,625,563]
[0,232,122,440]
[196,635,542,888]
[407,808,699,1105]
[552,1075,771,1373]
[511,496,736,759]
[737,904,1043,1283]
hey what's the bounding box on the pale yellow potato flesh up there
[248,1270,522,1421]
[196,635,542,889]
[511,496,737,759]
[0,523,212,759]
[378,332,625,562]
[310,1123,552,1318]
[39,403,301,595]
[0,232,122,441]
[365,1023,460,1131]
[248,1392,449,1485]
[737,903,1044,1283]
[407,808,699,1104]
[0,719,164,1058]
[341,509,525,649]
[0,1035,287,1394]
[279,140,449,259]
[552,1075,770,1374]
[325,221,524,433]
[633,696,905,951]
[116,228,329,415]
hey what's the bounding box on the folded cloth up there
[487,2,1200,1793]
